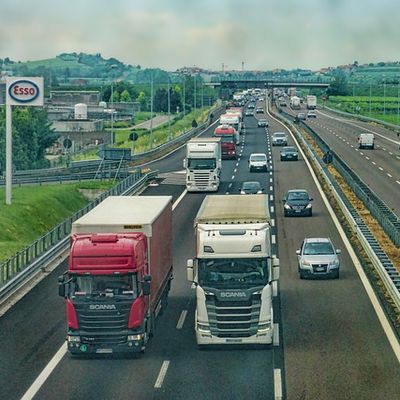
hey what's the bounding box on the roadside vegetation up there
[0,181,114,263]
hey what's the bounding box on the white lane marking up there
[231,175,235,180]
[155,360,170,388]
[355,148,359,152]
[365,156,370,160]
[270,171,273,176]
[372,161,376,165]
[272,280,278,297]
[270,178,273,183]
[225,192,229,195]
[228,183,232,188]
[270,206,275,213]
[377,144,381,147]
[387,173,392,178]
[235,162,239,167]
[191,282,196,289]
[378,167,384,171]
[270,194,274,201]
[234,168,237,173]
[396,180,400,185]
[270,186,274,191]
[271,218,275,227]
[172,189,187,211]
[271,234,276,244]
[360,152,364,156]
[274,369,283,400]
[389,151,393,155]
[350,144,354,148]
[176,310,188,330]
[382,147,386,151]
[20,343,67,400]
[273,323,280,346]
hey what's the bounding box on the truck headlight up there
[67,335,81,343]
[197,323,210,332]
[128,334,143,341]
[258,321,271,332]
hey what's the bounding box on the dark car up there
[283,189,313,217]
[240,181,264,194]
[295,113,307,123]
[280,146,298,161]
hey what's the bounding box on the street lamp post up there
[168,78,171,141]
[369,83,372,115]
[194,74,197,110]
[383,78,386,115]
[150,76,154,148]
[183,76,186,116]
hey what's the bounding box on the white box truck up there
[306,95,317,110]
[358,133,374,149]
[184,138,222,192]
[220,113,241,143]
[187,195,280,347]
[290,96,301,109]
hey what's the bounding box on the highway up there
[0,99,399,400]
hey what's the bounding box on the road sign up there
[63,138,72,149]
[129,132,138,141]
[98,148,131,161]
[6,77,44,106]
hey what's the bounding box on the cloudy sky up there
[0,0,399,71]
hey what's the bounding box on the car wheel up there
[280,157,283,161]
[299,270,305,279]
[333,270,340,279]
[284,210,288,217]
[308,209,313,217]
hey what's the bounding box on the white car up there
[271,132,288,146]
[307,111,317,118]
[249,153,268,172]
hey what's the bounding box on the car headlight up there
[330,259,340,267]
[241,190,246,194]
[306,203,312,209]
[301,261,312,268]
[284,204,291,209]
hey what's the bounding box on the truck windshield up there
[198,258,268,288]
[188,158,217,170]
[216,136,234,143]
[70,274,138,298]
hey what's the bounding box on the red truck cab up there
[214,125,237,159]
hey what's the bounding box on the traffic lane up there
[272,135,400,399]
[305,118,400,216]
[35,188,205,400]
[0,260,67,400]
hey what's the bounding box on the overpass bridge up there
[205,79,330,90]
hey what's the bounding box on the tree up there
[111,90,120,102]
[137,91,147,111]
[327,71,349,96]
[154,88,168,112]
[120,89,132,102]
[0,107,59,171]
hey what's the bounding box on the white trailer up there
[290,96,301,109]
[306,95,317,110]
[184,138,222,192]
[187,195,280,346]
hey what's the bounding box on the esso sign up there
[6,77,44,106]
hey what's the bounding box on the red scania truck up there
[58,196,173,355]
[214,124,237,159]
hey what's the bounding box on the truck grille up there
[194,172,211,187]
[75,302,131,346]
[205,293,261,338]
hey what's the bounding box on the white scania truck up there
[187,195,280,347]
[184,138,222,192]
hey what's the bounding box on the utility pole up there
[150,75,154,148]
[242,61,244,72]
[168,78,171,140]
[183,75,186,115]
[194,74,197,109]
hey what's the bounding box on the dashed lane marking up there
[176,310,188,330]
[273,323,280,346]
[274,369,283,400]
[154,360,170,389]
[387,173,392,178]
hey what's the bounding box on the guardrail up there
[0,169,158,303]
[273,105,400,312]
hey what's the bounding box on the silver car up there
[296,238,341,279]
[271,132,288,146]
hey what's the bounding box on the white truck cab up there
[358,133,374,149]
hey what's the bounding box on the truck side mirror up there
[296,249,301,255]
[187,259,194,282]
[58,275,66,297]
[336,249,341,254]
[183,159,187,168]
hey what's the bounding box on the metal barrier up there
[273,106,400,312]
[0,169,157,301]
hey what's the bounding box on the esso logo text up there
[8,80,40,103]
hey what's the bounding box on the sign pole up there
[5,104,12,205]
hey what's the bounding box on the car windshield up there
[188,158,217,169]
[283,147,296,153]
[287,191,309,201]
[303,242,335,255]
[198,258,268,288]
[70,274,138,298]
[251,155,266,161]
[242,182,260,190]
[274,133,286,138]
